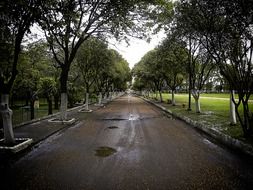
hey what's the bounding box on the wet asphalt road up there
[1,95,253,190]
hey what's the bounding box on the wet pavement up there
[1,95,253,189]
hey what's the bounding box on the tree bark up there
[230,90,236,125]
[54,95,59,110]
[98,92,102,105]
[0,94,15,144]
[85,93,89,110]
[159,90,163,102]
[47,97,53,115]
[30,99,35,120]
[188,84,192,111]
[172,90,176,106]
[193,96,201,113]
[242,101,252,137]
[60,93,68,121]
[25,91,29,106]
[59,66,69,121]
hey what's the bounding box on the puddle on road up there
[95,146,117,157]
[128,114,139,121]
[107,126,119,129]
[102,115,164,121]
[102,118,126,121]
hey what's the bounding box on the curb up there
[29,94,124,145]
[13,103,89,128]
[31,120,80,147]
[140,96,253,157]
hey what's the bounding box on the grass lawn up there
[149,92,253,141]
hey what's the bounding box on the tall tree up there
[158,34,187,105]
[76,38,108,103]
[176,0,253,136]
[0,0,41,144]
[137,50,165,102]
[109,50,131,91]
[172,1,199,111]
[190,45,214,113]
[40,0,163,121]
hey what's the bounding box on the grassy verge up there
[149,93,253,142]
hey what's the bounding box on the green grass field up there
[149,92,253,141]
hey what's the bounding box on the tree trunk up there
[25,91,29,106]
[188,87,192,111]
[109,91,112,100]
[159,91,163,102]
[103,94,107,101]
[0,94,15,144]
[230,90,236,125]
[172,90,176,106]
[60,93,68,120]
[85,93,89,110]
[47,97,53,115]
[242,101,252,137]
[59,67,69,121]
[54,95,59,110]
[30,99,35,120]
[98,92,102,105]
[194,96,201,113]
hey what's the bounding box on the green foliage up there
[0,0,42,94]
[173,0,253,136]
[157,34,188,91]
[74,38,130,101]
[12,40,55,100]
[109,50,131,90]
[40,77,57,98]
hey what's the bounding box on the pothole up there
[95,146,117,157]
[101,118,126,121]
[107,126,119,129]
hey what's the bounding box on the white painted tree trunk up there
[192,90,201,113]
[0,94,15,144]
[230,90,237,125]
[60,93,68,121]
[85,93,89,110]
[172,90,176,106]
[195,97,201,113]
[194,97,201,113]
[99,92,102,105]
[109,92,112,100]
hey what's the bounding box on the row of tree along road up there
[0,0,169,145]
[0,0,252,147]
[132,0,253,138]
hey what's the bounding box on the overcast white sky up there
[30,25,166,69]
[109,31,166,69]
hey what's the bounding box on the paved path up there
[1,95,253,190]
